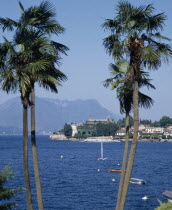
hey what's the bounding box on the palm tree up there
[0,29,65,209]
[20,4,68,209]
[104,61,131,210]
[0,2,68,209]
[104,61,155,210]
[116,80,155,210]
[0,38,34,210]
[102,2,172,209]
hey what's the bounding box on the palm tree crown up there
[104,60,155,114]
[102,1,172,79]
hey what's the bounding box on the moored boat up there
[162,191,172,203]
[129,178,146,185]
[108,169,122,173]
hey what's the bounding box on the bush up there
[0,164,20,209]
[155,200,172,210]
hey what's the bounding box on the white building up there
[116,130,126,136]
[71,124,78,137]
[145,127,164,133]
[166,126,172,131]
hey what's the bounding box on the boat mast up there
[101,142,103,158]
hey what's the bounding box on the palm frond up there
[18,1,25,13]
[0,18,18,31]
[38,80,58,93]
[20,1,64,35]
[103,78,114,88]
[51,41,69,55]
[103,34,124,59]
[0,69,18,93]
[146,13,166,32]
[102,19,122,33]
[25,60,54,74]
[138,92,154,109]
[150,33,172,41]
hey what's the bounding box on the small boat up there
[129,178,146,185]
[142,196,148,200]
[108,169,122,173]
[98,157,107,160]
[162,191,172,203]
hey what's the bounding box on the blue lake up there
[0,135,172,210]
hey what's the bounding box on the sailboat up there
[97,142,107,160]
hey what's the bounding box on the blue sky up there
[0,0,172,121]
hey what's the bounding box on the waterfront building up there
[86,118,114,124]
[116,130,126,136]
[71,124,78,137]
[70,118,115,137]
[145,126,164,133]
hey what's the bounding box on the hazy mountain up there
[0,97,119,133]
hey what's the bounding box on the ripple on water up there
[0,136,172,209]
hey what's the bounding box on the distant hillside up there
[0,97,119,133]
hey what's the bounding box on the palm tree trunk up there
[119,81,139,210]
[115,112,129,210]
[23,104,33,210]
[31,86,44,210]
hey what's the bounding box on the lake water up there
[0,135,172,210]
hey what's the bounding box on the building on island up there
[86,118,114,124]
[70,118,115,137]
[71,124,78,137]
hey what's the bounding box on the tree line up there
[62,122,118,138]
[119,115,172,128]
[62,115,172,139]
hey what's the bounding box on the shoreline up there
[49,137,172,143]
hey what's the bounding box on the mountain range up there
[0,97,119,134]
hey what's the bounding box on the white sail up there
[98,142,107,160]
[101,142,103,158]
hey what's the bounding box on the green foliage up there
[159,116,172,127]
[63,124,72,137]
[162,135,172,139]
[129,133,133,138]
[74,133,88,139]
[117,116,134,128]
[152,121,160,127]
[140,133,151,139]
[139,116,172,128]
[150,133,161,139]
[140,119,152,125]
[77,124,96,137]
[0,164,20,209]
[96,122,118,136]
[155,200,172,210]
[116,118,125,128]
[65,121,118,138]
[0,1,68,100]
